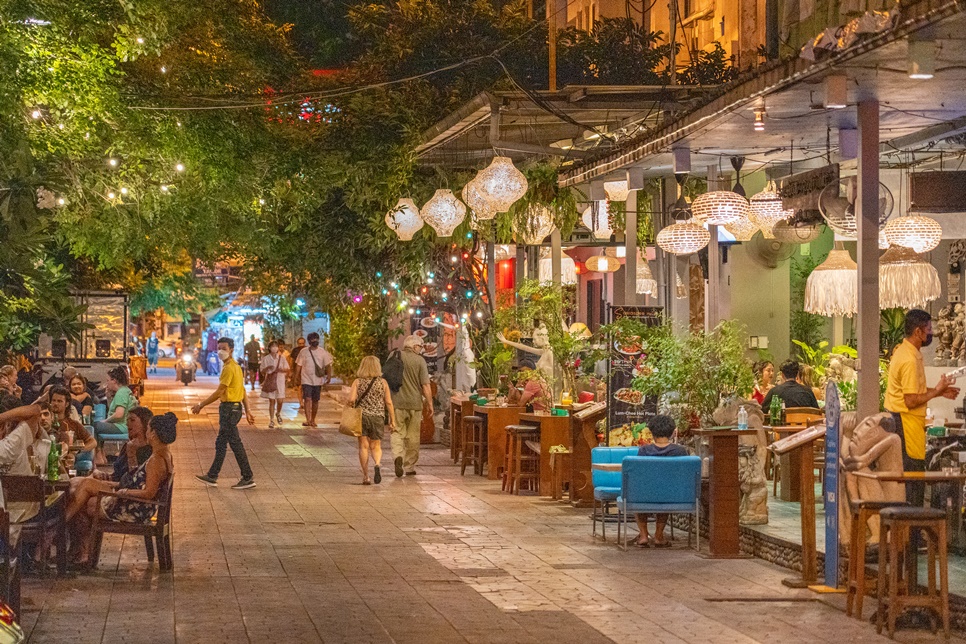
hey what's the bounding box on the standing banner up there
[823,380,842,588]
[605,305,662,446]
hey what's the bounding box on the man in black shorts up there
[294,332,332,427]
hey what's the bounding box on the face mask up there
[218,349,230,361]
[310,340,319,347]
[923,333,933,347]
[270,347,278,354]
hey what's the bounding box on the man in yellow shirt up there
[192,337,258,490]
[885,309,958,506]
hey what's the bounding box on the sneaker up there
[373,466,382,484]
[195,474,217,487]
[232,478,256,490]
[394,457,404,478]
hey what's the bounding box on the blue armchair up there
[591,447,639,540]
[617,455,702,551]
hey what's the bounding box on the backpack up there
[383,349,404,393]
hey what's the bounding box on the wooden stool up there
[504,425,540,495]
[460,416,484,476]
[549,449,571,500]
[846,500,906,620]
[451,408,463,464]
[876,506,950,639]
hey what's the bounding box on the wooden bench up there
[91,474,174,571]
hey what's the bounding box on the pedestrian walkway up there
[19,374,961,642]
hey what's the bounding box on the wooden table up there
[693,428,759,558]
[473,405,523,480]
[570,403,606,506]
[519,412,571,496]
[449,396,476,463]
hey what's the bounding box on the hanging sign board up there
[780,164,839,212]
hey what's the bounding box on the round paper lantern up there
[385,198,424,241]
[604,180,630,202]
[772,219,822,244]
[581,201,613,240]
[724,215,759,241]
[421,189,467,238]
[474,157,528,213]
[883,214,942,253]
[461,176,497,221]
[656,221,711,255]
[517,203,555,245]
[749,189,792,240]
[691,191,750,226]
[879,245,941,309]
[636,258,657,294]
[585,253,620,273]
[804,248,857,317]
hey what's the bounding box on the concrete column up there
[856,100,880,419]
[706,166,721,330]
[624,190,638,305]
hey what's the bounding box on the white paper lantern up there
[474,157,528,213]
[421,189,467,238]
[656,221,711,255]
[691,191,751,226]
[385,198,424,241]
[581,201,613,240]
[604,180,630,202]
[879,245,941,309]
[517,203,555,245]
[636,258,657,294]
[804,248,857,317]
[585,253,620,273]
[462,176,497,221]
[749,189,792,240]
[724,215,759,241]
[883,214,942,253]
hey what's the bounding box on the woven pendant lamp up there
[879,245,941,309]
[749,187,792,240]
[582,201,613,240]
[604,180,630,202]
[636,257,657,294]
[883,213,942,253]
[805,247,857,317]
[691,191,751,226]
[724,215,759,241]
[657,221,711,255]
[385,198,424,241]
[462,176,497,221]
[421,189,467,237]
[474,157,528,213]
[517,203,555,245]
[585,253,620,273]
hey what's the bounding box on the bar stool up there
[451,408,463,464]
[548,448,571,501]
[846,500,907,620]
[460,416,484,476]
[504,425,540,495]
[876,506,950,638]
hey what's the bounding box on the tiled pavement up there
[18,372,964,643]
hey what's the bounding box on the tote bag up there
[339,378,376,437]
[261,356,281,394]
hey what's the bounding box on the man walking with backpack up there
[295,332,332,428]
[385,335,432,477]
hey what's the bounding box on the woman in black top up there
[69,375,95,419]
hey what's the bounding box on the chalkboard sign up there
[605,305,663,446]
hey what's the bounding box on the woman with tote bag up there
[259,340,290,428]
[347,356,396,485]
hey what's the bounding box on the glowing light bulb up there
[120,187,128,195]
[175,163,184,172]
[408,308,415,314]
[160,185,168,192]
[57,198,65,206]
[136,37,144,44]
[108,158,117,167]
[376,272,382,278]
[258,198,265,205]
[160,65,167,73]
[466,291,473,297]
[426,277,433,284]
[476,312,483,318]
[107,192,116,199]
[450,256,458,263]
[176,121,182,127]
[31,110,41,119]
[57,123,64,130]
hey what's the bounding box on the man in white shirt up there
[0,400,50,529]
[294,332,332,428]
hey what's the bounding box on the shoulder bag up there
[261,356,280,394]
[339,378,377,437]
[309,348,325,379]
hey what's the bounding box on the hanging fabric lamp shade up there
[879,245,941,309]
[691,191,750,226]
[724,215,759,241]
[581,201,613,240]
[749,188,792,240]
[385,198,424,241]
[636,258,657,294]
[883,213,942,253]
[474,156,528,213]
[657,221,711,255]
[421,189,466,238]
[772,220,822,244]
[517,203,555,245]
[604,180,630,202]
[585,253,620,273]
[462,176,497,221]
[804,248,857,317]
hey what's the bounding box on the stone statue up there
[952,304,966,367]
[498,324,555,382]
[714,398,769,525]
[936,305,954,366]
[839,412,905,546]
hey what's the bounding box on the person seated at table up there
[0,398,50,541]
[761,360,819,412]
[634,414,689,548]
[799,364,824,402]
[93,367,137,465]
[67,412,176,569]
[506,368,550,411]
[47,386,96,454]
[751,361,774,405]
[68,374,95,420]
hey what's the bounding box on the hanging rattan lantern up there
[691,191,751,226]
[585,252,620,273]
[517,203,555,245]
[883,213,942,253]
[604,180,630,202]
[772,219,822,244]
[724,215,759,241]
[636,257,657,295]
[474,156,528,213]
[421,189,466,238]
[581,201,613,240]
[462,176,497,221]
[749,188,792,240]
[804,248,857,317]
[656,221,711,255]
[385,198,424,241]
[879,245,941,309]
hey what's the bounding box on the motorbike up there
[177,352,196,386]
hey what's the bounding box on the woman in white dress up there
[259,340,290,428]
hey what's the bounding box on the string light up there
[136,37,144,44]
[31,110,41,119]
[160,66,167,74]
[108,158,118,167]
[57,197,65,206]
[160,185,169,192]
[120,187,129,195]
[107,192,116,199]
[175,163,184,172]
[258,198,265,204]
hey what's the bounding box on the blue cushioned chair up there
[617,455,702,551]
[92,404,107,423]
[591,447,639,540]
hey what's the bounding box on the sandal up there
[652,540,672,548]
[362,479,372,485]
[268,421,275,429]
[634,537,650,548]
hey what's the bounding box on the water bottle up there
[737,406,748,431]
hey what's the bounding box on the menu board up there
[409,311,457,374]
[605,305,663,445]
